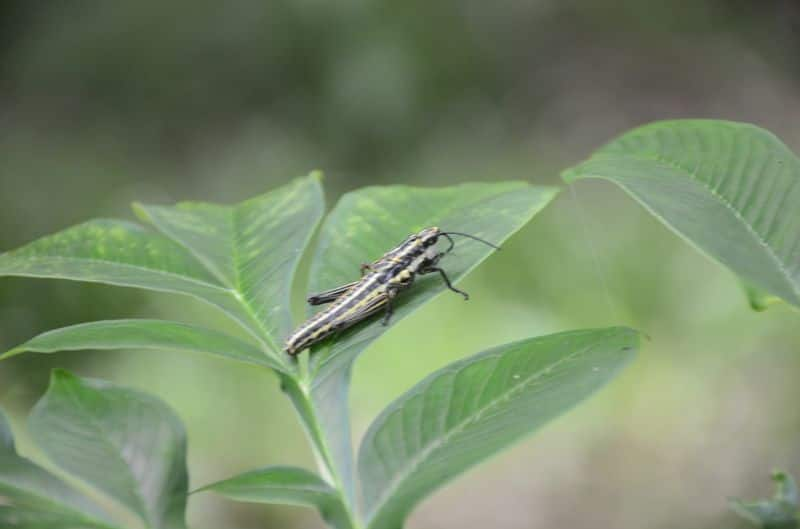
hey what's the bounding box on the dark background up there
[1,2,799,528]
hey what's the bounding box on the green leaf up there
[134,172,325,355]
[563,120,800,309]
[2,319,279,371]
[195,466,351,529]
[308,182,558,379]
[0,218,266,347]
[0,408,118,529]
[358,327,639,529]
[732,473,800,528]
[302,182,558,500]
[731,471,799,529]
[28,370,188,529]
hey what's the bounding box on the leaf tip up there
[560,166,584,184]
[771,469,789,483]
[609,326,643,355]
[49,368,76,386]
[749,296,782,312]
[187,484,211,495]
[742,282,785,312]
[614,325,642,338]
[130,201,151,224]
[308,170,325,183]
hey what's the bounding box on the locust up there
[284,226,499,355]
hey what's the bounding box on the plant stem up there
[280,373,362,529]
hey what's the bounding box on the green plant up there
[0,175,639,528]
[1,119,798,529]
[730,471,799,529]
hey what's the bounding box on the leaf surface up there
[2,319,278,370]
[0,219,267,344]
[195,466,351,529]
[563,120,800,308]
[28,371,188,529]
[0,408,118,529]
[358,327,639,529]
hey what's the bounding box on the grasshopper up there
[284,226,499,355]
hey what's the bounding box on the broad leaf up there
[731,471,799,529]
[0,408,118,529]
[0,218,266,348]
[134,173,324,355]
[563,120,800,308]
[195,466,351,529]
[358,327,639,529]
[28,370,188,529]
[2,319,279,371]
[307,182,558,379]
[302,182,558,500]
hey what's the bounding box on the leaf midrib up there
[364,341,596,523]
[0,254,284,349]
[228,206,284,356]
[10,319,273,367]
[220,483,335,496]
[0,255,226,290]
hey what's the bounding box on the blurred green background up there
[1,1,799,528]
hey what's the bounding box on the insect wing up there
[332,292,390,329]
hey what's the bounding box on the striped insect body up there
[284,226,498,355]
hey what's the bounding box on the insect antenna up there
[441,231,501,250]
[441,232,456,253]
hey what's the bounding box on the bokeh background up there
[1,1,800,528]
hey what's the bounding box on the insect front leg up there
[381,287,400,326]
[423,266,469,300]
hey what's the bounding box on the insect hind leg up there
[381,287,401,326]
[306,280,359,305]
